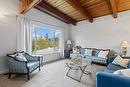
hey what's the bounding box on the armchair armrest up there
[8,58,28,73]
[24,53,40,61]
[96,72,130,87]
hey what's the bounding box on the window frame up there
[32,24,61,54]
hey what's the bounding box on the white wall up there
[0,0,18,73]
[70,11,130,53]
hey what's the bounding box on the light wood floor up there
[0,59,105,87]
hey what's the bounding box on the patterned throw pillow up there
[92,49,99,56]
[112,55,130,68]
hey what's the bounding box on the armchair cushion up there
[27,61,40,72]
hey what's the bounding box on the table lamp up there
[67,40,72,49]
[121,41,129,56]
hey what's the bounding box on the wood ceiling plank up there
[35,1,77,25]
[109,0,117,18]
[117,0,130,11]
[79,0,106,7]
[34,0,130,22]
[47,0,65,8]
[87,1,112,18]
[86,1,109,9]
[19,0,41,14]
[66,0,93,22]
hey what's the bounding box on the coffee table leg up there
[79,65,87,81]
[66,67,81,82]
[66,68,71,76]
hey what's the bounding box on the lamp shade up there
[67,40,72,44]
[121,41,130,48]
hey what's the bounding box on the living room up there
[0,0,130,87]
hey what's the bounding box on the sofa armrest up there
[107,56,116,64]
[96,72,130,87]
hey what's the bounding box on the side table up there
[64,49,72,58]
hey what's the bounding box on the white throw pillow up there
[16,53,27,61]
[113,69,130,77]
[98,51,109,58]
[121,69,130,77]
[84,49,92,56]
[112,55,130,68]
[113,70,123,75]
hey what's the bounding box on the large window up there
[32,26,61,54]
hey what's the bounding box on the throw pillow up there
[16,53,27,61]
[9,53,17,57]
[92,49,99,56]
[84,49,92,56]
[113,69,130,77]
[113,70,123,75]
[120,69,130,77]
[112,55,130,68]
[98,51,109,58]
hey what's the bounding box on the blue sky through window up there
[34,27,56,38]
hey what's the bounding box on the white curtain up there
[17,16,32,54]
[59,29,64,58]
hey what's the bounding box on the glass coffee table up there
[66,57,92,82]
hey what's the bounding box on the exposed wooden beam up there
[66,0,93,22]
[19,0,42,14]
[109,0,117,18]
[35,1,76,25]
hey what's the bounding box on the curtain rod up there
[16,15,66,29]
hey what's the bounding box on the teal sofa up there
[96,56,130,87]
[70,48,110,65]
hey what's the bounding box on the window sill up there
[34,51,61,55]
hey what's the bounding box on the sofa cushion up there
[27,61,39,72]
[104,63,126,73]
[84,49,92,56]
[98,51,109,59]
[112,55,130,68]
[86,56,107,64]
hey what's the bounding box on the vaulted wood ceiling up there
[19,0,130,25]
